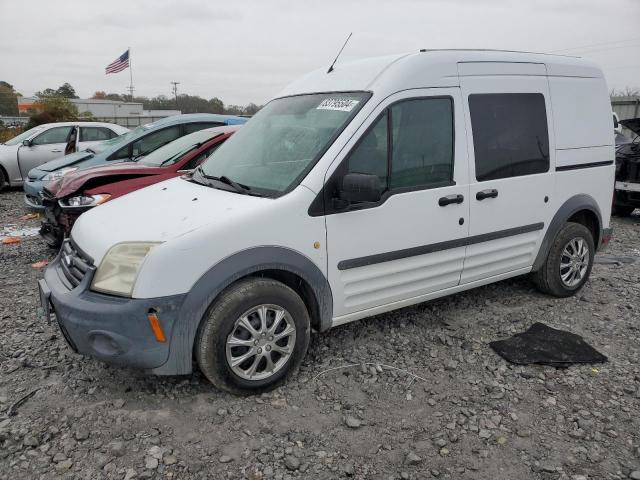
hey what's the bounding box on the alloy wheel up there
[559,237,590,288]
[225,304,297,381]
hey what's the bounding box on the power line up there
[549,36,640,53]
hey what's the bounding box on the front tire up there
[532,222,595,297]
[196,278,310,395]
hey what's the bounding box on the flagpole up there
[128,47,134,102]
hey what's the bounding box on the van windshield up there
[199,92,369,195]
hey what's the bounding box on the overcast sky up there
[1,0,639,106]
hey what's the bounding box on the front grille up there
[59,239,93,288]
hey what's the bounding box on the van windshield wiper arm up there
[194,167,252,194]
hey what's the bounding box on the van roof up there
[277,49,604,99]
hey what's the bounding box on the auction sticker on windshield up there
[317,98,360,112]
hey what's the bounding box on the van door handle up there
[51,149,62,153]
[476,189,498,201]
[438,194,464,207]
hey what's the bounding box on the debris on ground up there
[1,236,21,245]
[30,260,49,269]
[489,322,608,367]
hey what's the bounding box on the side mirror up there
[22,139,32,147]
[340,173,383,204]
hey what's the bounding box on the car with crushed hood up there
[39,125,240,247]
[613,118,640,216]
[0,121,129,190]
[23,114,247,209]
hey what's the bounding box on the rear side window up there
[183,122,223,134]
[469,93,549,181]
[32,126,73,145]
[80,127,117,142]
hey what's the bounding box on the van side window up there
[346,112,389,189]
[345,97,455,193]
[390,98,454,189]
[469,93,549,181]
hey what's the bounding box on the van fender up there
[151,246,333,375]
[532,194,602,272]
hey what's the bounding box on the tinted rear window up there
[469,93,549,181]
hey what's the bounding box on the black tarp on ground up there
[489,322,607,367]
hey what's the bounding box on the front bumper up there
[42,253,186,371]
[23,177,46,210]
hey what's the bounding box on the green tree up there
[35,83,79,99]
[0,81,19,115]
[243,103,261,116]
[208,97,224,114]
[26,96,80,129]
[56,83,78,98]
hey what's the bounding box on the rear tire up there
[532,222,595,297]
[196,278,310,395]
[0,168,7,192]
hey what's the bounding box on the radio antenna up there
[327,32,353,74]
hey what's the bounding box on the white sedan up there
[0,122,129,189]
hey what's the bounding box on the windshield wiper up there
[193,166,252,194]
[85,148,96,154]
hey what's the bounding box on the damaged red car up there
[40,125,240,247]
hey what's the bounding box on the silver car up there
[0,122,129,189]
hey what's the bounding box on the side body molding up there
[151,246,333,375]
[532,194,602,272]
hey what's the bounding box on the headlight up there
[59,194,111,208]
[43,167,77,181]
[91,242,161,297]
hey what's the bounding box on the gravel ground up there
[1,188,639,480]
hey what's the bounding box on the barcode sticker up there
[316,98,360,112]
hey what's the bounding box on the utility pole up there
[170,81,180,110]
[126,85,135,102]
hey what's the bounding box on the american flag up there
[105,50,130,74]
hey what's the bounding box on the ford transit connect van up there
[39,50,615,394]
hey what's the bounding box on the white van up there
[40,50,615,394]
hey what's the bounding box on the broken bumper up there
[23,178,46,210]
[41,254,186,371]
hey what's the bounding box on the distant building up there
[70,99,181,128]
[14,95,181,128]
[17,96,37,113]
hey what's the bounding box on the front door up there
[459,71,556,284]
[324,88,470,318]
[17,125,74,178]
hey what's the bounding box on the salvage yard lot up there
[0,188,639,480]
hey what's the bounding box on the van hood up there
[620,118,640,136]
[71,176,272,263]
[38,151,95,172]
